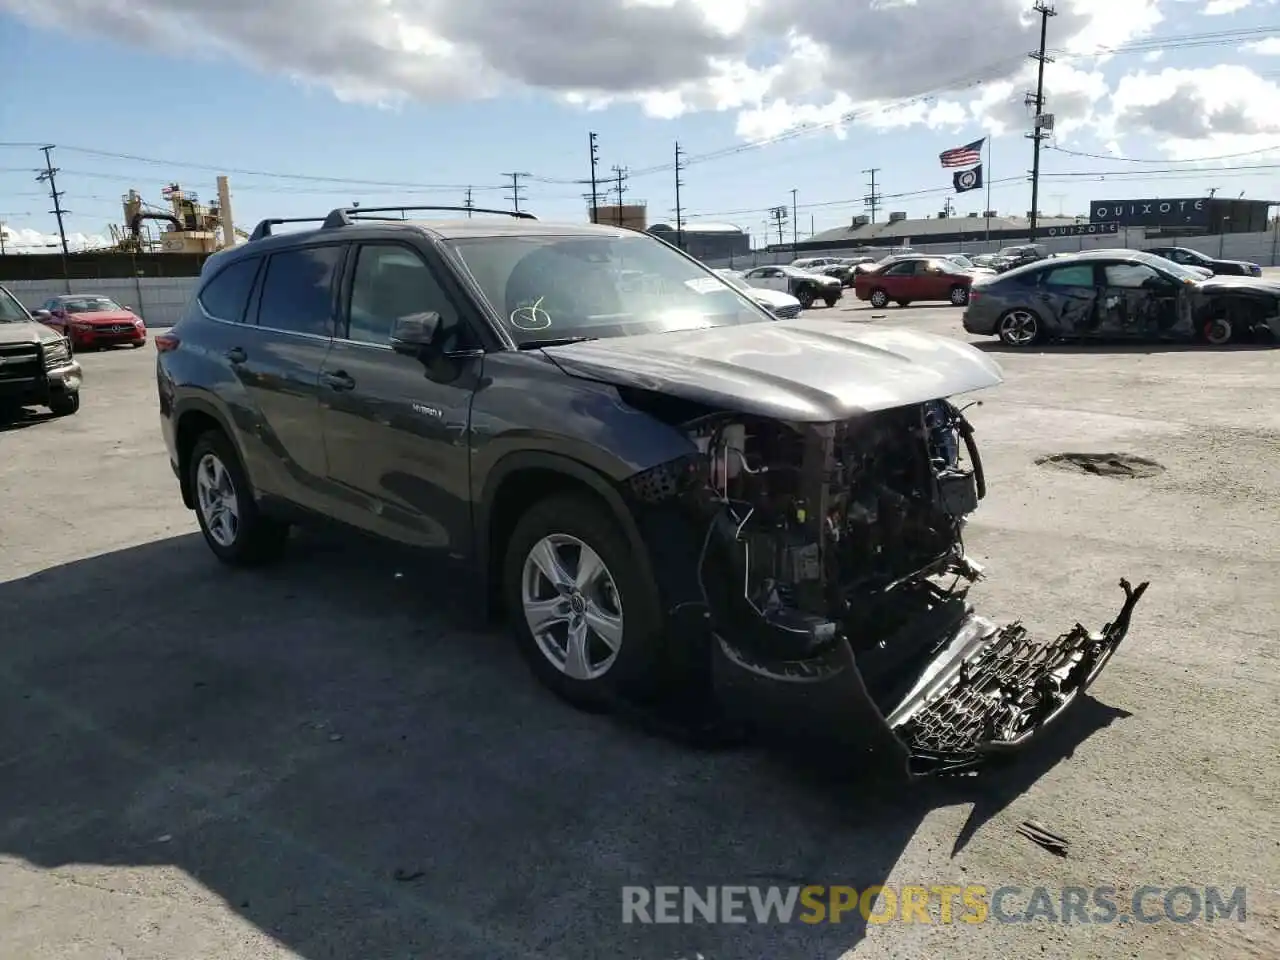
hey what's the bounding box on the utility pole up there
[588,133,601,223]
[610,166,628,226]
[503,172,530,213]
[862,168,882,224]
[673,142,686,251]
[790,188,798,256]
[36,145,71,289]
[769,206,788,247]
[464,186,474,218]
[1026,2,1057,242]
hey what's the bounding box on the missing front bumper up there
[710,579,1149,776]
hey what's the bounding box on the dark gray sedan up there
[962,250,1280,347]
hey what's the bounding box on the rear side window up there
[1043,265,1095,287]
[198,256,261,322]
[257,246,344,337]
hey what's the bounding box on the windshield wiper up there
[517,336,598,350]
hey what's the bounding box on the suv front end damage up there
[628,400,1148,776]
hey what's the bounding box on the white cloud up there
[1246,37,1280,54]
[1202,0,1254,14]
[0,224,110,253]
[0,0,1163,138]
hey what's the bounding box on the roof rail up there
[247,217,332,242]
[321,205,536,229]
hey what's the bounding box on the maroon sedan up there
[32,295,147,349]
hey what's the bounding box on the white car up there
[714,269,803,319]
[740,265,844,309]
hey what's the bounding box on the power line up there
[1027,1,1057,241]
[1047,143,1280,164]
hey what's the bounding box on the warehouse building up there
[648,221,750,260]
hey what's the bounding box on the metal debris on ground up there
[1035,452,1166,479]
[1017,820,1069,857]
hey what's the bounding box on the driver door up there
[878,259,918,299]
[753,267,788,292]
[1098,261,1183,338]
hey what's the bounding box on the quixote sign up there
[1089,198,1208,227]
[1043,221,1119,238]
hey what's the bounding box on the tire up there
[48,392,79,416]
[503,493,667,710]
[188,429,290,567]
[896,300,911,308]
[997,308,1043,347]
[824,296,839,308]
[1199,316,1234,346]
[868,288,889,308]
[949,285,970,306]
[796,287,816,309]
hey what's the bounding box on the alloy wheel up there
[950,286,969,305]
[999,310,1039,346]
[869,290,889,308]
[520,534,623,681]
[195,452,240,547]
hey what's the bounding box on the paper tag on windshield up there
[684,277,723,294]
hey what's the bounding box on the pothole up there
[1035,452,1166,479]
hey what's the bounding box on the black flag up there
[953,164,983,193]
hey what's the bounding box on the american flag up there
[939,138,985,168]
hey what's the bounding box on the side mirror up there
[389,311,441,357]
[31,309,52,321]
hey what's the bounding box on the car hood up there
[1196,275,1280,295]
[1213,258,1259,270]
[540,318,1005,421]
[74,310,138,324]
[0,320,65,346]
[747,288,801,309]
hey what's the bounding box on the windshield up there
[1142,255,1203,282]
[997,247,1025,258]
[449,234,772,344]
[63,296,123,313]
[713,269,751,292]
[0,286,30,323]
[948,255,974,268]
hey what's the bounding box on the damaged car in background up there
[964,249,1280,347]
[157,208,1147,778]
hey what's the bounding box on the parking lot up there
[1,302,1277,960]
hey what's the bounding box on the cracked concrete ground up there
[0,310,1276,960]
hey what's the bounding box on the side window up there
[346,244,462,347]
[198,256,262,323]
[1043,265,1095,287]
[257,246,344,336]
[884,261,915,276]
[1104,263,1163,288]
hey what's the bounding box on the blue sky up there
[3,0,1280,251]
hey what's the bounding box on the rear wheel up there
[1200,316,1234,345]
[188,430,290,566]
[868,288,889,309]
[949,285,970,306]
[824,295,839,308]
[998,308,1043,347]
[896,300,911,308]
[503,494,667,709]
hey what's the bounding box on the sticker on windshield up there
[684,277,723,294]
[509,297,552,331]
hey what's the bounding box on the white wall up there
[4,276,196,328]
[707,227,1280,270]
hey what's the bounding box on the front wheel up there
[188,431,290,566]
[824,296,839,308]
[997,309,1043,347]
[868,289,889,308]
[950,285,970,306]
[1200,317,1234,345]
[796,287,816,309]
[503,494,667,709]
[48,392,79,416]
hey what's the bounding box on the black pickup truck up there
[0,283,82,417]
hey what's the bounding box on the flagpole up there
[985,134,992,245]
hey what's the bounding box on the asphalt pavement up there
[0,306,1276,960]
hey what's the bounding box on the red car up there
[854,256,974,309]
[32,294,147,349]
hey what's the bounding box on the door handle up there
[225,346,247,364]
[321,370,356,391]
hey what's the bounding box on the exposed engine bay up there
[635,399,1149,775]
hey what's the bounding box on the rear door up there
[1035,262,1100,336]
[319,240,483,553]
[232,243,345,508]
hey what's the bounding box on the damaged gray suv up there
[157,206,1147,775]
